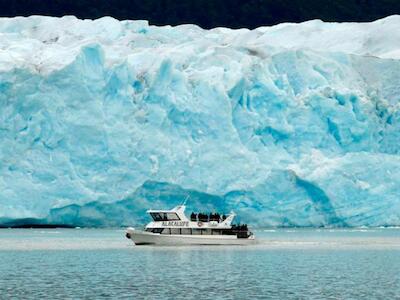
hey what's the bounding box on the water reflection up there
[0,228,399,250]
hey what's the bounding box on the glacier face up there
[0,16,399,227]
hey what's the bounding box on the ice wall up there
[0,16,399,226]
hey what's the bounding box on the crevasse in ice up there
[0,16,399,226]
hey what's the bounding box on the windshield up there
[150,212,180,221]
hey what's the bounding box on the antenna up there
[182,194,190,206]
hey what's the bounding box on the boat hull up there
[126,228,255,246]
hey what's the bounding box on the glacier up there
[0,15,399,227]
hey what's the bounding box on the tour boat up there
[125,204,255,245]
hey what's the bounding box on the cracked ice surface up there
[0,16,399,226]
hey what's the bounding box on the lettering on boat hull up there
[161,221,189,227]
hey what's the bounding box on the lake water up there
[0,228,399,299]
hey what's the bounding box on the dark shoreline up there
[1,0,400,29]
[0,224,75,229]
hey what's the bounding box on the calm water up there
[0,228,399,299]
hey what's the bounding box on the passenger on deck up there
[190,212,197,221]
[209,213,221,222]
[209,213,214,221]
[198,213,208,222]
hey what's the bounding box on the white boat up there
[125,205,255,245]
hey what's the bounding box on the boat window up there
[192,229,202,235]
[181,228,191,235]
[161,228,170,235]
[151,228,164,233]
[166,213,180,220]
[221,229,235,235]
[170,228,180,234]
[150,213,163,221]
[150,212,180,221]
[203,229,212,235]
